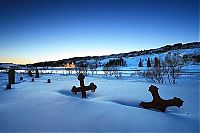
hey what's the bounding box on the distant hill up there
[28,42,200,68]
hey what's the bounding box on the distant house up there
[63,62,75,68]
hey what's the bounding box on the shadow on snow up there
[57,89,99,99]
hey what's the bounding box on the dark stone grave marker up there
[71,73,97,98]
[20,77,23,80]
[6,69,15,90]
[140,85,184,112]
[8,69,15,84]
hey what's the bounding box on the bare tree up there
[165,52,183,84]
[140,53,183,84]
[89,63,96,76]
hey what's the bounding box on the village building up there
[63,62,75,68]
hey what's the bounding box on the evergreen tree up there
[138,58,143,67]
[120,58,123,66]
[147,58,151,67]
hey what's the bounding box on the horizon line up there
[0,41,199,65]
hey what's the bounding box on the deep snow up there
[0,72,199,132]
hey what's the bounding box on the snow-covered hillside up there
[98,48,200,70]
[0,73,199,132]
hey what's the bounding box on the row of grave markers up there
[5,69,184,112]
[6,69,50,90]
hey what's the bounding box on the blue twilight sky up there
[0,0,199,64]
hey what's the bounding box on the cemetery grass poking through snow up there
[0,72,199,132]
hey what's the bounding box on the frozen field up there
[0,72,199,132]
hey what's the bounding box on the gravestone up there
[139,85,184,112]
[6,69,15,90]
[8,69,15,84]
[20,77,23,80]
[71,73,97,98]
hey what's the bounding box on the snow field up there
[0,73,199,132]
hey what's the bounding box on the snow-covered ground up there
[0,72,199,132]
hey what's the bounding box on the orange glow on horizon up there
[0,57,35,65]
[0,49,125,64]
